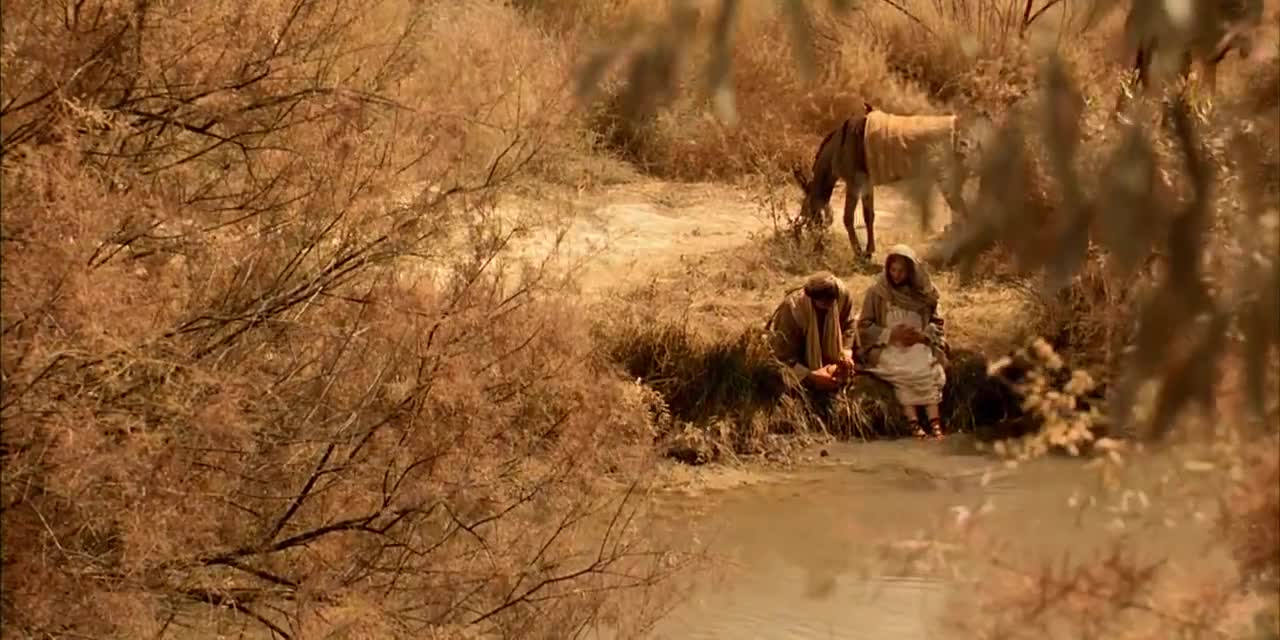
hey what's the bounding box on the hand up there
[891,325,926,347]
[906,327,927,345]
[889,325,914,347]
[835,352,856,378]
[807,365,841,391]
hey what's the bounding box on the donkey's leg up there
[861,184,877,258]
[813,202,831,252]
[843,173,868,261]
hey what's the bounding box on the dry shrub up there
[573,3,939,181]
[1,1,680,637]
[568,0,1125,182]
[595,322,784,424]
[869,0,1036,112]
[946,419,1278,640]
[943,543,1242,639]
[948,46,1275,375]
[510,0,633,38]
[637,6,939,181]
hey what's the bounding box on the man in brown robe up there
[767,271,858,393]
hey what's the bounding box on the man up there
[767,271,858,393]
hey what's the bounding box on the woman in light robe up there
[857,245,949,439]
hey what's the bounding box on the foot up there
[928,417,945,439]
[909,420,927,439]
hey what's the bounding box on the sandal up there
[909,419,927,439]
[928,417,945,439]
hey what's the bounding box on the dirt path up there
[499,179,951,293]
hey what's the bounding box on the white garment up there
[865,303,946,406]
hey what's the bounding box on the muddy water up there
[637,438,1232,640]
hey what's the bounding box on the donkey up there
[790,102,979,262]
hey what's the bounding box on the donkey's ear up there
[863,101,875,114]
[790,165,810,192]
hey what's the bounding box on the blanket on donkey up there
[863,111,958,186]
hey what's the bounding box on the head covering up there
[803,271,840,301]
[871,244,939,315]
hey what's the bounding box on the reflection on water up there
[636,437,1230,640]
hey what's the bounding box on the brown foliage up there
[1,1,679,637]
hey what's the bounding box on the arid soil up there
[499,180,937,293]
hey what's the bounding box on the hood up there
[885,243,919,267]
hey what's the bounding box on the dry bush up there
[0,1,683,637]
[566,0,1125,182]
[868,0,1036,112]
[568,2,940,181]
[510,0,633,38]
[632,5,940,181]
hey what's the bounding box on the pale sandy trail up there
[496,180,951,294]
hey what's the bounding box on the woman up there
[857,244,949,439]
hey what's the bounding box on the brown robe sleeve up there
[838,287,857,355]
[767,295,811,379]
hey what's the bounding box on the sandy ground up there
[496,178,961,288]
[495,180,793,293]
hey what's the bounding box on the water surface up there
[638,437,1229,640]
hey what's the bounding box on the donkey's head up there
[791,164,811,195]
[790,164,833,229]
